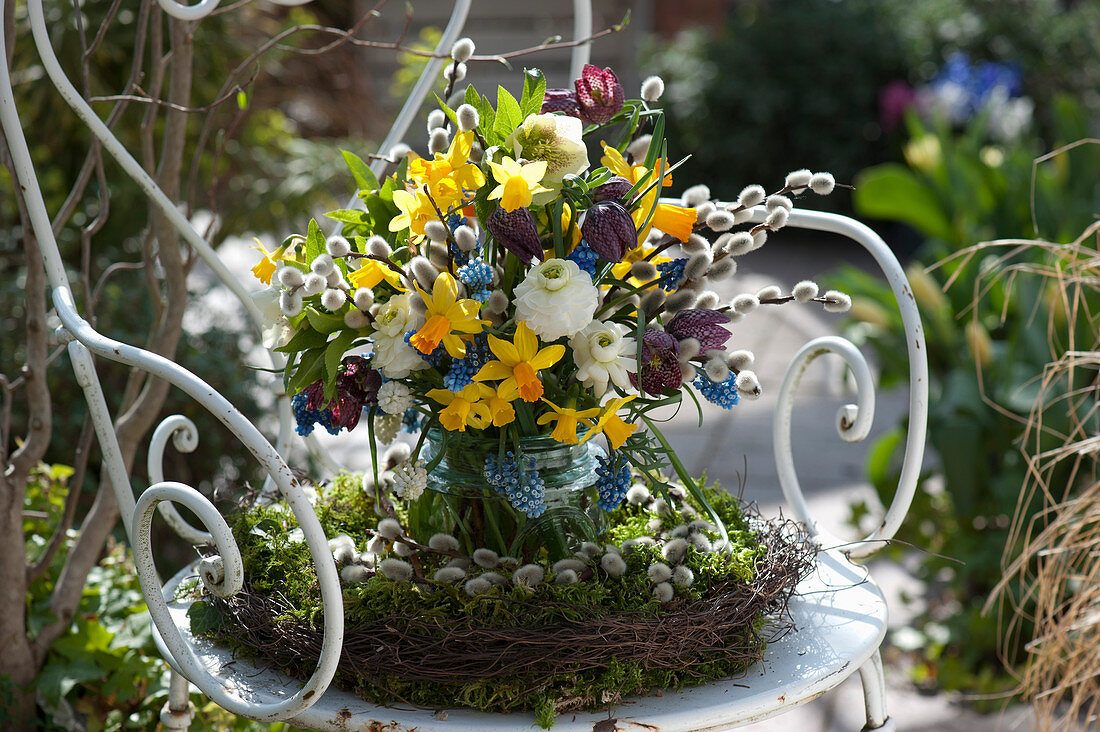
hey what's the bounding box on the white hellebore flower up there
[513,259,599,341]
[506,113,589,196]
[251,287,294,349]
[569,321,633,396]
[371,294,428,379]
[377,381,412,415]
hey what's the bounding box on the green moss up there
[206,474,776,727]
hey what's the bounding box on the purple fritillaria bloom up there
[629,328,682,396]
[574,64,624,124]
[581,200,636,262]
[666,309,732,354]
[487,206,543,265]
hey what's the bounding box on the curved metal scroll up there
[148,416,214,546]
[742,206,929,559]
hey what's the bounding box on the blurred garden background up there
[4,0,1098,729]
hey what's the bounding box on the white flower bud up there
[310,253,335,277]
[279,290,303,317]
[481,570,509,583]
[578,541,602,560]
[707,257,737,281]
[429,533,460,553]
[662,538,689,563]
[352,288,374,312]
[377,518,402,540]
[651,497,672,516]
[450,37,475,62]
[653,581,674,602]
[664,289,695,314]
[383,442,411,468]
[727,349,755,370]
[457,104,479,131]
[344,309,370,329]
[426,109,446,133]
[785,168,813,191]
[468,141,484,163]
[685,251,712,281]
[706,210,735,232]
[388,142,412,161]
[443,62,466,83]
[626,484,651,505]
[681,184,711,207]
[704,355,729,383]
[764,207,789,230]
[473,548,499,568]
[410,256,439,291]
[629,260,657,281]
[626,134,652,161]
[641,75,665,102]
[735,369,762,398]
[647,562,672,583]
[447,557,472,570]
[424,220,450,243]
[554,569,579,585]
[810,171,835,195]
[426,243,449,272]
[601,553,627,577]
[486,289,508,315]
[330,533,355,561]
[429,127,450,154]
[823,289,853,313]
[792,280,819,303]
[756,285,782,301]
[434,566,466,582]
[379,558,413,581]
[694,290,720,310]
[732,294,759,314]
[277,266,304,289]
[738,184,766,208]
[765,195,793,212]
[366,235,391,258]
[725,231,754,256]
[513,564,545,587]
[751,229,768,250]
[681,234,710,255]
[688,533,713,551]
[640,289,666,317]
[340,565,370,584]
[393,540,416,557]
[464,577,492,596]
[677,337,701,363]
[672,565,695,587]
[552,558,586,574]
[321,288,345,312]
[326,236,351,258]
[454,225,478,251]
[694,201,716,222]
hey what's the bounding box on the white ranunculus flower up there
[251,286,294,349]
[506,113,589,194]
[513,259,599,341]
[569,321,634,396]
[373,293,423,337]
[370,294,428,378]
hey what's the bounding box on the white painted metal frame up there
[1,0,924,729]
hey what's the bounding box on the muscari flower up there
[473,322,565,403]
[410,273,488,359]
[537,399,600,445]
[513,259,599,341]
[487,205,543,265]
[582,200,637,262]
[487,156,550,212]
[630,329,682,396]
[666,309,732,353]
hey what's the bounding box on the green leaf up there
[435,93,460,128]
[35,658,105,707]
[288,347,326,394]
[340,149,380,193]
[303,218,325,262]
[853,164,953,242]
[324,329,356,385]
[303,306,345,335]
[274,326,328,354]
[365,195,397,238]
[187,600,223,636]
[520,68,546,119]
[235,89,248,110]
[477,92,497,144]
[494,86,522,139]
[324,208,372,225]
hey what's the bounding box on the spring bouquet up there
[221,47,847,721]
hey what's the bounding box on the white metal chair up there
[1,1,926,729]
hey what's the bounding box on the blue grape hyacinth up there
[595,450,631,510]
[484,452,546,517]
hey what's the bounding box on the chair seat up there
[158,546,886,731]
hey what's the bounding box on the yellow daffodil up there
[408,131,485,211]
[601,143,697,244]
[390,187,437,236]
[410,273,488,358]
[582,396,638,449]
[347,257,405,291]
[485,392,516,427]
[487,157,550,212]
[427,383,495,432]
[473,322,565,402]
[538,399,601,445]
[250,239,289,284]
